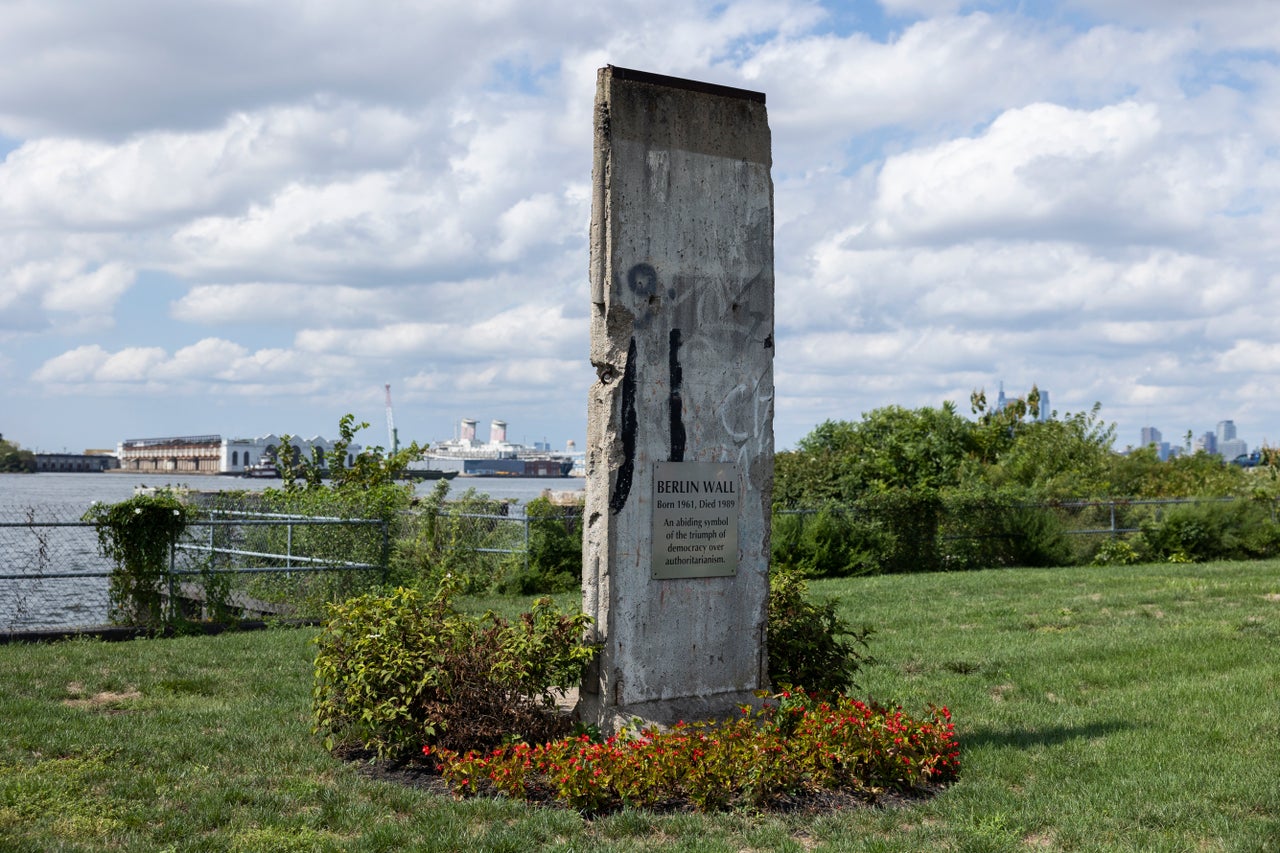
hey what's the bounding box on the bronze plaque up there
[651,461,740,579]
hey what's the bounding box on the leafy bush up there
[1139,499,1280,562]
[857,490,944,573]
[83,493,196,628]
[772,507,890,577]
[997,503,1073,567]
[767,565,873,695]
[1091,537,1144,566]
[494,496,582,594]
[431,693,958,813]
[0,437,36,473]
[278,412,426,490]
[393,482,528,594]
[312,584,597,759]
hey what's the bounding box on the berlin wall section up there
[581,66,775,733]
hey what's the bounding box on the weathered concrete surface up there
[580,66,774,733]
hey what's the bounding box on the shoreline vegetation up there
[2,559,1277,850]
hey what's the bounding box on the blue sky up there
[2,0,1279,456]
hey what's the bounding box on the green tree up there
[973,404,1115,497]
[0,438,36,473]
[1109,446,1251,498]
[776,404,974,507]
[267,413,429,525]
[278,413,425,491]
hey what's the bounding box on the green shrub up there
[999,503,1073,566]
[937,489,1075,570]
[494,497,582,594]
[1140,499,1280,562]
[203,486,394,615]
[83,493,196,628]
[772,506,890,577]
[390,483,519,594]
[312,584,597,759]
[856,490,943,573]
[1091,537,1144,566]
[766,565,873,695]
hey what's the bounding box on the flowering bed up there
[425,692,959,814]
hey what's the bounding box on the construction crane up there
[384,383,400,455]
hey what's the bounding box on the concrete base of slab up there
[577,688,767,734]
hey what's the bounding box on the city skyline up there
[1136,417,1265,461]
[3,2,1280,455]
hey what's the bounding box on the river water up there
[0,471,582,513]
[0,473,584,632]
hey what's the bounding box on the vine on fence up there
[83,493,196,628]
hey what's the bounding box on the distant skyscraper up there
[1220,437,1248,461]
[1037,389,1050,421]
[1217,420,1237,445]
[1195,431,1218,455]
[1141,426,1162,448]
[995,381,1007,412]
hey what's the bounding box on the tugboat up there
[241,459,279,478]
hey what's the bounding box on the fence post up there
[524,512,531,575]
[381,519,390,586]
[286,521,293,578]
[167,530,177,626]
[1110,501,1117,539]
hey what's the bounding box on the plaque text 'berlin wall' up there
[651,461,739,579]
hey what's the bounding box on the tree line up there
[774,387,1271,506]
[770,388,1280,574]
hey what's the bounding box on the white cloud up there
[157,338,250,381]
[866,101,1173,244]
[1,259,133,335]
[1216,340,1280,374]
[96,347,168,382]
[0,104,427,229]
[404,357,586,397]
[492,193,576,262]
[5,0,1280,455]
[32,345,109,382]
[30,337,370,390]
[1064,0,1280,51]
[877,0,975,15]
[171,283,387,325]
[171,171,477,280]
[42,262,135,313]
[745,12,1189,148]
[294,303,581,361]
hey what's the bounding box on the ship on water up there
[425,419,578,477]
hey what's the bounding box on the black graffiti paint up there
[627,263,658,296]
[669,328,685,462]
[609,337,639,515]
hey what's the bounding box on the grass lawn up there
[1,559,1277,851]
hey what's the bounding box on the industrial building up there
[115,434,359,475]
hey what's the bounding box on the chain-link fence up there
[0,504,387,633]
[774,495,1280,574]
[10,493,1269,632]
[392,503,585,595]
